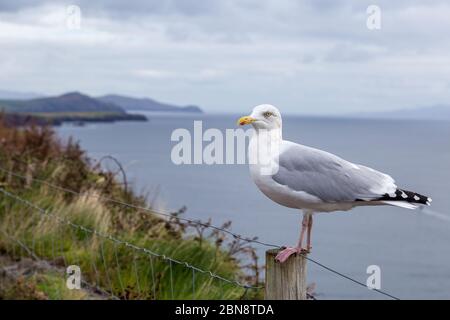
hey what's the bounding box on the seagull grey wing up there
[272,143,397,202]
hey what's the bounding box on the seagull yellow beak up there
[237,116,256,126]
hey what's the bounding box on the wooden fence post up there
[265,249,307,300]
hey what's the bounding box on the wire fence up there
[0,187,260,300]
[0,227,120,300]
[0,165,400,300]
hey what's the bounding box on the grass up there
[0,116,261,300]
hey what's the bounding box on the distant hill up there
[98,94,203,113]
[349,104,450,121]
[0,92,147,124]
[0,92,125,114]
[0,89,42,100]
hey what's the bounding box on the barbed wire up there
[305,256,399,300]
[0,166,278,249]
[0,165,401,300]
[0,187,262,292]
[0,228,121,300]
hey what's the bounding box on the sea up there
[56,112,450,299]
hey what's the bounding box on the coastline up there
[0,111,148,126]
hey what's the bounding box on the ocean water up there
[56,113,450,299]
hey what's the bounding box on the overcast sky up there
[1,0,450,114]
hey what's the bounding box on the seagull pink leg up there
[307,214,313,252]
[275,213,310,263]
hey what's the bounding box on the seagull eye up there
[263,112,273,118]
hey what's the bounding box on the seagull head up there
[237,104,282,130]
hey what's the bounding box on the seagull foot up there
[275,247,309,263]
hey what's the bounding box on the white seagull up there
[238,104,431,263]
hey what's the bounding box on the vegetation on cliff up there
[0,116,260,299]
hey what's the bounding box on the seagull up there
[238,104,431,263]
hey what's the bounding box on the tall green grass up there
[0,116,261,300]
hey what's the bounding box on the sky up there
[1,0,450,115]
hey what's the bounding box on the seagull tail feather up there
[378,189,432,209]
[382,201,419,210]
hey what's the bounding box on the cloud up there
[0,0,450,114]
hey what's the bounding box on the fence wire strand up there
[0,227,120,300]
[0,167,278,248]
[0,165,402,300]
[0,187,261,295]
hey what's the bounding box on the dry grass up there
[0,116,262,300]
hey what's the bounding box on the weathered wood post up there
[265,249,307,300]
